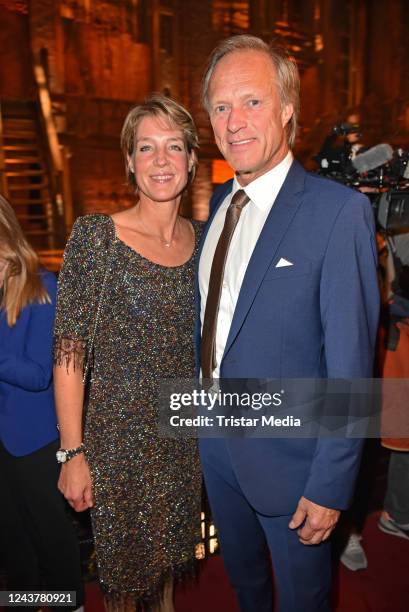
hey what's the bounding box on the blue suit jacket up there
[196,160,380,515]
[0,270,59,456]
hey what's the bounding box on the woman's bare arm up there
[54,363,94,512]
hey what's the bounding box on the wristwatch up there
[56,443,85,464]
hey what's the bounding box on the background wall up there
[1,0,408,221]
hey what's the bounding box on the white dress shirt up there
[199,151,293,378]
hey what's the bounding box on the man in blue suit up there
[197,35,380,611]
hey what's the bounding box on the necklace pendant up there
[164,242,171,248]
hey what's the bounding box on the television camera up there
[315,125,409,233]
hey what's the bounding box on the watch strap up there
[56,443,85,463]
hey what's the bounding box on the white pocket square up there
[275,257,294,268]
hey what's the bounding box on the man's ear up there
[281,104,294,128]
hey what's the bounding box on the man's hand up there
[58,453,94,512]
[288,496,340,545]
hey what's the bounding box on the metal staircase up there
[0,57,73,266]
[0,100,60,250]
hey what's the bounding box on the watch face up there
[56,450,67,463]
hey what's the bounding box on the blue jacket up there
[0,270,59,456]
[197,160,380,515]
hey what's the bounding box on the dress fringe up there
[53,335,86,372]
[102,558,198,612]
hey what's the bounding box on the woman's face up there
[129,115,194,205]
[0,258,8,288]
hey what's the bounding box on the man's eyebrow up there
[210,92,262,105]
[241,92,262,100]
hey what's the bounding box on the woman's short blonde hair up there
[121,94,199,190]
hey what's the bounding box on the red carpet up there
[85,511,409,612]
[333,512,409,611]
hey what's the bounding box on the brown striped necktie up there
[201,189,250,380]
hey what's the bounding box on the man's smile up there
[229,138,255,146]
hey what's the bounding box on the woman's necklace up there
[137,216,179,248]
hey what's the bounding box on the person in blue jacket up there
[198,36,379,612]
[0,195,83,611]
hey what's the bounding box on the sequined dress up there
[54,214,202,609]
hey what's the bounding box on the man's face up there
[207,49,293,186]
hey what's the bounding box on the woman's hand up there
[54,359,90,512]
[58,453,94,512]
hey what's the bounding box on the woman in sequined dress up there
[53,95,202,611]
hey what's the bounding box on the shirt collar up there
[231,151,293,211]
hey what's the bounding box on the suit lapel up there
[222,160,306,361]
